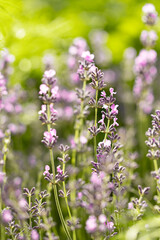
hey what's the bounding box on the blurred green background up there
[1,0,160,86]
[1,0,160,185]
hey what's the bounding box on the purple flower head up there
[42,69,56,86]
[19,198,28,211]
[128,202,134,209]
[98,113,105,125]
[137,49,156,67]
[106,221,114,231]
[43,165,50,177]
[90,172,102,186]
[0,73,7,97]
[73,37,87,55]
[31,229,39,240]
[140,30,158,47]
[2,209,13,223]
[39,84,49,95]
[38,105,46,115]
[57,165,63,175]
[51,86,59,98]
[113,117,119,127]
[101,90,106,97]
[109,88,116,96]
[81,51,94,63]
[142,4,158,25]
[42,129,58,148]
[80,135,87,145]
[98,139,111,148]
[85,215,97,233]
[69,37,87,57]
[77,192,83,199]
[44,165,50,172]
[99,214,107,224]
[111,104,118,115]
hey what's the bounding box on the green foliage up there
[0,0,159,85]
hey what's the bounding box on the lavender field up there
[0,1,160,239]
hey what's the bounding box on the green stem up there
[104,119,110,141]
[71,79,87,210]
[62,156,76,240]
[28,195,32,227]
[94,89,98,161]
[71,129,79,167]
[80,80,86,128]
[38,200,43,240]
[62,158,72,219]
[153,159,160,198]
[3,153,6,174]
[47,104,72,240]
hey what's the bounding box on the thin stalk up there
[28,195,32,227]
[94,88,98,161]
[62,157,72,219]
[153,159,160,198]
[38,200,43,240]
[104,119,110,141]
[71,79,87,210]
[70,128,79,219]
[3,153,6,173]
[47,104,72,240]
[80,80,86,128]
[71,129,79,167]
[62,155,76,240]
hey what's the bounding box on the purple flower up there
[101,90,106,97]
[99,214,107,224]
[51,86,59,98]
[80,135,87,145]
[140,30,158,47]
[98,139,111,148]
[128,202,134,209]
[57,165,63,175]
[111,104,118,115]
[142,4,158,25]
[2,209,13,223]
[81,51,94,63]
[42,69,56,86]
[19,198,28,210]
[85,215,97,233]
[39,84,49,95]
[38,105,46,115]
[113,117,119,127]
[44,69,56,79]
[106,221,114,231]
[42,129,58,148]
[0,73,7,97]
[31,229,39,240]
[90,172,102,186]
[109,88,116,96]
[43,165,50,176]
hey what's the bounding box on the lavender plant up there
[1,3,160,240]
